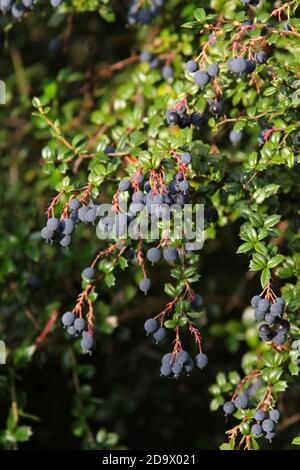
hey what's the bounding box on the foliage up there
[1,0,300,450]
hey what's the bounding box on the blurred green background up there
[1,0,300,450]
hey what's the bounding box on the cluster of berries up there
[143,294,206,378]
[223,393,249,415]
[183,50,267,89]
[251,409,280,442]
[159,351,208,378]
[41,198,100,247]
[140,50,173,80]
[0,0,62,18]
[251,296,289,345]
[166,101,207,129]
[41,216,75,248]
[184,60,219,87]
[224,396,280,442]
[127,0,164,25]
[61,311,94,353]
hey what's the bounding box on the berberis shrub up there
[1,0,300,451]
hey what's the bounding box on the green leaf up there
[267,255,284,269]
[253,184,280,204]
[254,242,268,256]
[194,8,206,22]
[104,273,116,288]
[178,316,188,327]
[260,268,271,288]
[292,436,300,446]
[219,443,232,450]
[164,319,176,329]
[264,214,281,228]
[210,396,224,411]
[164,283,176,297]
[15,426,33,442]
[216,372,226,387]
[237,242,253,254]
[118,256,128,270]
[32,97,41,108]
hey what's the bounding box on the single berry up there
[227,57,247,73]
[223,401,236,415]
[178,114,191,129]
[254,51,268,64]
[269,409,280,423]
[160,363,172,377]
[262,419,275,433]
[139,278,151,295]
[85,208,97,223]
[67,325,77,336]
[181,152,192,164]
[272,332,286,345]
[81,335,94,352]
[82,267,95,281]
[140,50,152,63]
[234,394,248,409]
[62,311,75,327]
[60,218,75,235]
[209,100,223,115]
[195,353,208,369]
[78,206,89,222]
[179,180,189,192]
[229,130,243,144]
[245,59,256,73]
[172,362,183,378]
[41,226,54,240]
[166,111,180,125]
[144,318,159,334]
[254,309,266,322]
[194,70,210,86]
[254,409,266,422]
[184,60,198,73]
[147,247,161,264]
[104,145,115,154]
[162,65,173,80]
[162,353,173,365]
[191,294,203,311]
[163,248,178,263]
[207,63,219,77]
[153,327,167,343]
[69,199,81,211]
[258,298,270,312]
[265,432,275,441]
[74,317,86,332]
[47,217,60,231]
[190,111,207,127]
[274,318,290,334]
[59,235,71,247]
[119,179,131,192]
[251,423,262,436]
[265,312,276,325]
[270,302,284,317]
[275,297,285,308]
[176,350,190,365]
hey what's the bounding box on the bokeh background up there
[1,0,300,450]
